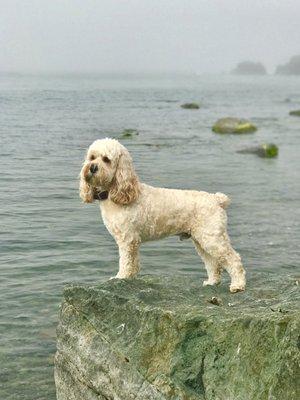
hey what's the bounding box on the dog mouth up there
[83,168,106,197]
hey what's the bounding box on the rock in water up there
[276,55,300,75]
[55,274,300,400]
[289,110,300,117]
[120,129,139,138]
[237,143,279,158]
[232,61,267,75]
[212,117,257,134]
[181,102,200,109]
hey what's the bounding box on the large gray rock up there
[55,273,300,400]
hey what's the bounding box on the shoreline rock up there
[55,273,300,400]
[212,117,257,134]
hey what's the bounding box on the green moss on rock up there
[289,110,300,117]
[181,103,200,109]
[212,117,257,134]
[55,273,300,400]
[261,143,278,158]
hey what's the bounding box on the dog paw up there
[113,274,130,279]
[203,280,220,287]
[229,285,245,293]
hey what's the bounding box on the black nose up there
[89,164,98,174]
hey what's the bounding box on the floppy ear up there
[79,164,94,203]
[109,149,140,205]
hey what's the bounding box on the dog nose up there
[89,164,98,174]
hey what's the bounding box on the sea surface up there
[0,73,299,399]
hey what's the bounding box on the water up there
[0,73,299,399]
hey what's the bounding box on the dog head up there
[79,138,140,205]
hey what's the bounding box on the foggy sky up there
[1,0,300,74]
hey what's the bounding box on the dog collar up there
[94,191,109,201]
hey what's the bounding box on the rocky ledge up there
[55,273,300,400]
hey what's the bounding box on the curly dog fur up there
[79,138,246,293]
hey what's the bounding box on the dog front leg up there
[115,241,140,279]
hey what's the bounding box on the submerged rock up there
[289,109,300,117]
[232,61,267,75]
[212,117,257,134]
[181,102,200,109]
[120,128,139,138]
[55,273,300,400]
[237,143,279,158]
[276,55,300,75]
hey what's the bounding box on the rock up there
[237,143,279,158]
[232,61,267,75]
[212,117,257,134]
[181,102,200,109]
[207,296,223,306]
[289,110,300,117]
[120,129,139,138]
[276,55,300,75]
[55,273,300,400]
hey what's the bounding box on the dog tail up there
[215,192,231,209]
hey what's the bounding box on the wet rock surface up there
[212,117,257,134]
[55,273,300,400]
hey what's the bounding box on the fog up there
[1,0,299,74]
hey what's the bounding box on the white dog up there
[79,138,246,293]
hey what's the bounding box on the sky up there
[0,0,299,74]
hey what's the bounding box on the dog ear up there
[109,149,140,205]
[79,164,95,203]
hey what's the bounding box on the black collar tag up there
[94,191,109,201]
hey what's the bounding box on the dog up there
[79,138,246,293]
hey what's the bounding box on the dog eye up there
[90,154,95,161]
[102,156,111,163]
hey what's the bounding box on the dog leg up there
[194,231,246,293]
[211,241,245,293]
[115,241,140,279]
[193,240,222,286]
[222,247,246,293]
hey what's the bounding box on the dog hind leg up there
[193,240,222,286]
[194,230,246,293]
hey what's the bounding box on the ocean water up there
[0,73,299,399]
